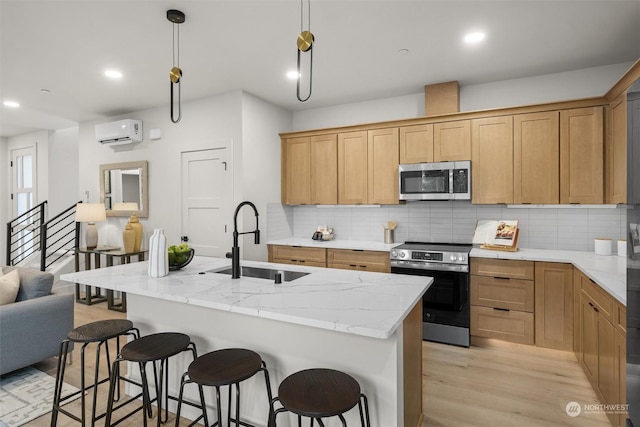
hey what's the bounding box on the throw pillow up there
[0,269,20,305]
[13,268,54,301]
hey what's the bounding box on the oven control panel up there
[390,249,468,265]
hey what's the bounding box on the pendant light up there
[167,9,185,123]
[296,0,314,102]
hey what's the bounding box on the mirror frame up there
[99,160,149,218]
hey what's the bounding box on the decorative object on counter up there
[383,221,397,244]
[312,225,333,241]
[75,203,107,250]
[618,239,627,257]
[472,219,519,252]
[122,223,135,253]
[167,9,186,123]
[148,229,168,278]
[295,0,314,102]
[128,212,143,251]
[168,244,194,270]
[594,237,612,256]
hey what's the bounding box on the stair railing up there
[5,201,47,266]
[39,201,82,271]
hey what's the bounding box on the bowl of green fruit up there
[168,243,195,271]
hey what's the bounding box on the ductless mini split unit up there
[95,119,143,146]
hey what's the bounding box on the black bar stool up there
[270,368,371,427]
[174,348,273,427]
[105,332,197,427]
[51,319,140,427]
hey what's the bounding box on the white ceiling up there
[1,0,639,138]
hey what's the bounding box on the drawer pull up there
[493,307,510,312]
[350,264,357,267]
[588,302,599,312]
[494,277,511,281]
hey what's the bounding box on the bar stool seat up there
[105,332,197,427]
[271,368,370,426]
[175,348,273,427]
[51,319,139,427]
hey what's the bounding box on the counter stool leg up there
[51,340,71,427]
[358,394,370,427]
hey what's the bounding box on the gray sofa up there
[0,266,74,375]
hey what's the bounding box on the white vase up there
[148,228,168,278]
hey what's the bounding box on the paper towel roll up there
[618,239,627,257]
[594,238,612,256]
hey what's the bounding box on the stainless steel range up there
[390,242,472,347]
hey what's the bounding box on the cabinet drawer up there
[269,245,326,263]
[580,274,614,323]
[327,249,390,272]
[272,258,326,268]
[471,258,534,280]
[470,275,534,312]
[470,305,534,345]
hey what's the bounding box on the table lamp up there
[75,203,107,249]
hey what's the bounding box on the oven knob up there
[399,251,406,259]
[459,255,466,262]
[450,255,456,261]
[391,250,397,258]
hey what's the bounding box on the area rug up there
[0,366,80,426]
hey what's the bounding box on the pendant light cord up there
[300,0,311,32]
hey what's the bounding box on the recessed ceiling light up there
[464,32,485,43]
[3,100,20,108]
[104,69,123,79]
[286,70,300,80]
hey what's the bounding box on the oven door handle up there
[390,260,469,273]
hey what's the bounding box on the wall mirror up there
[99,160,149,218]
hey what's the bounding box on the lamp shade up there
[75,203,107,223]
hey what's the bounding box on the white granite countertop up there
[61,256,430,340]
[470,247,626,305]
[268,238,627,306]
[267,237,400,252]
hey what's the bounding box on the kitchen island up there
[61,256,430,427]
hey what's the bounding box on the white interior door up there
[181,148,231,257]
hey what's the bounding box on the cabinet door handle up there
[493,307,510,312]
[350,264,358,268]
[588,302,599,312]
[494,277,510,281]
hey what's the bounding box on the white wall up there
[240,92,292,261]
[292,62,634,131]
[48,127,79,215]
[77,90,289,261]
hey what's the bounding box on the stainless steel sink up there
[210,266,309,282]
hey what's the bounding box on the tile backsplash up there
[267,202,627,253]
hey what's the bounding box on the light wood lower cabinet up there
[268,245,327,267]
[534,262,573,351]
[327,249,390,273]
[470,258,534,344]
[574,268,627,427]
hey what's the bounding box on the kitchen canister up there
[148,228,168,277]
[618,239,627,257]
[594,237,612,256]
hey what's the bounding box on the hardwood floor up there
[20,301,612,426]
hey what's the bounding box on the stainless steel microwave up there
[399,161,471,200]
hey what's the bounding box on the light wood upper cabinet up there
[560,106,604,204]
[282,137,311,205]
[399,124,433,164]
[368,128,400,204]
[282,135,337,205]
[310,134,338,205]
[434,120,471,161]
[471,116,514,204]
[338,131,369,204]
[514,112,560,204]
[534,262,573,351]
[608,94,627,204]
